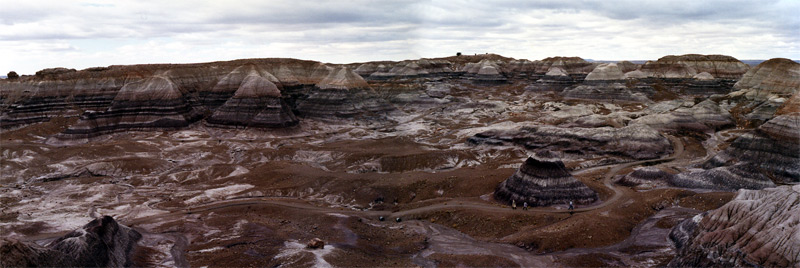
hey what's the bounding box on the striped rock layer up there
[669,185,800,267]
[494,151,598,207]
[206,71,298,128]
[295,67,394,118]
[469,124,672,161]
[616,166,675,187]
[703,113,800,185]
[49,76,204,144]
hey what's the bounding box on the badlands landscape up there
[1,53,799,267]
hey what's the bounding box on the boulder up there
[306,238,325,249]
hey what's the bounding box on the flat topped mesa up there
[494,151,598,207]
[655,54,750,79]
[206,71,298,128]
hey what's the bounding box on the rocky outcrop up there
[525,67,575,92]
[701,113,800,185]
[468,124,672,161]
[461,59,507,85]
[640,60,698,79]
[728,58,800,126]
[655,54,749,79]
[616,167,674,188]
[737,58,800,97]
[364,59,454,80]
[684,72,729,95]
[632,99,733,133]
[0,78,123,129]
[206,71,298,128]
[584,63,625,81]
[560,63,655,101]
[0,216,142,267]
[536,57,596,76]
[424,82,451,98]
[49,75,204,144]
[1,58,397,132]
[494,151,598,207]
[668,185,800,267]
[622,70,647,79]
[199,65,281,109]
[623,55,748,97]
[295,67,394,118]
[616,61,639,73]
[523,57,596,91]
[562,83,651,102]
[670,163,776,190]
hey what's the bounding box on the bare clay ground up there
[1,82,736,267]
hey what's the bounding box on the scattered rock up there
[306,238,325,249]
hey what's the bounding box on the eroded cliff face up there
[698,113,800,185]
[2,53,798,267]
[728,58,800,126]
[469,124,672,162]
[1,58,399,143]
[0,54,756,136]
[654,54,750,79]
[206,70,298,128]
[0,216,141,267]
[669,185,800,267]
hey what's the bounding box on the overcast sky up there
[1,0,798,74]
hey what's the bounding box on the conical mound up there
[206,73,298,128]
[201,65,280,109]
[316,67,370,90]
[296,67,394,118]
[494,151,598,207]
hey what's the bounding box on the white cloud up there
[0,0,797,74]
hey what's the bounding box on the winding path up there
[127,134,684,223]
[24,134,684,243]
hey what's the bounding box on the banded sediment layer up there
[205,70,297,128]
[468,124,672,161]
[669,185,800,267]
[494,151,598,207]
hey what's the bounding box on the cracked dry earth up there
[3,54,797,267]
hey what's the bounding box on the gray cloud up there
[0,0,797,74]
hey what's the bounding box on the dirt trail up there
[122,134,684,221]
[22,133,685,268]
